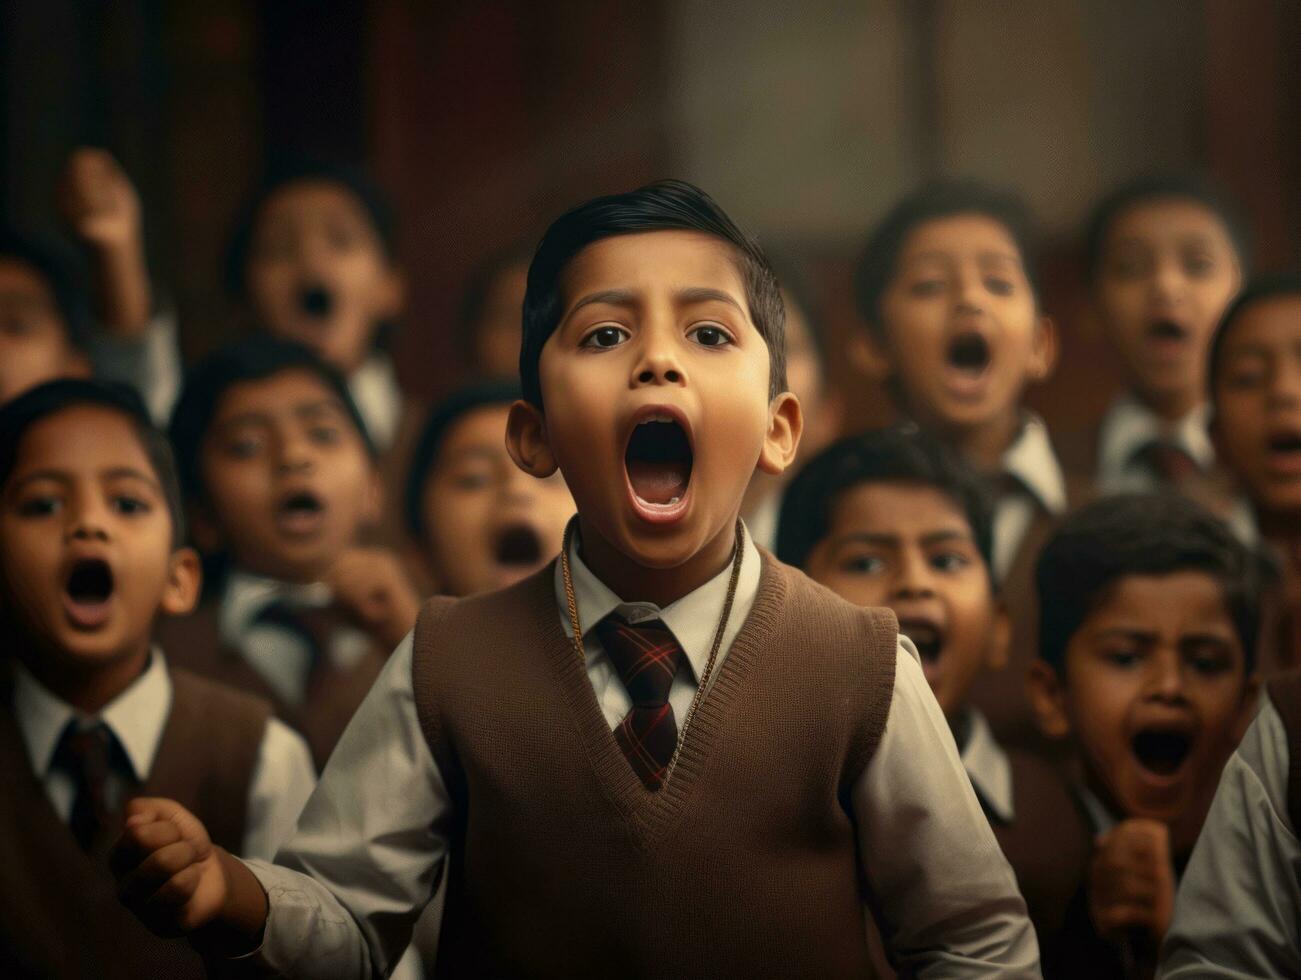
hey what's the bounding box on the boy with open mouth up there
[114,180,1037,977]
[405,379,575,598]
[1080,175,1247,507]
[1026,493,1260,978]
[851,180,1073,748]
[1206,275,1301,674]
[0,379,315,978]
[156,337,422,770]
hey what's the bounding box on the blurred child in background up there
[455,246,531,380]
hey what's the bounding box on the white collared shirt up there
[221,569,374,707]
[348,353,404,451]
[243,523,1038,978]
[1096,394,1215,496]
[994,413,1069,582]
[9,651,316,862]
[961,708,1015,824]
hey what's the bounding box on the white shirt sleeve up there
[855,638,1040,977]
[1158,695,1301,978]
[243,632,448,979]
[85,306,182,424]
[240,718,317,862]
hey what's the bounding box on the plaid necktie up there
[52,721,116,852]
[595,614,685,791]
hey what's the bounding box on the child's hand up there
[1088,818,1175,949]
[327,547,423,650]
[58,148,143,253]
[112,797,230,936]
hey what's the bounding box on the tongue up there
[628,460,689,504]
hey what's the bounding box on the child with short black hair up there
[0,378,314,978]
[405,379,574,597]
[779,426,1089,947]
[1083,174,1247,504]
[224,158,408,451]
[0,230,93,404]
[852,179,1069,744]
[116,179,1037,977]
[1027,493,1260,978]
[1207,274,1301,672]
[157,336,421,769]
[456,246,532,380]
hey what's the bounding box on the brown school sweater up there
[157,598,386,770]
[0,666,270,980]
[411,553,899,979]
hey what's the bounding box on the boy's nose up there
[276,435,315,472]
[631,339,686,388]
[892,552,935,599]
[1145,648,1186,701]
[67,496,111,542]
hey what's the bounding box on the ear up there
[757,391,804,476]
[984,600,1011,672]
[506,399,559,478]
[1026,313,1058,383]
[159,547,202,616]
[1026,660,1072,739]
[846,329,894,384]
[376,265,407,320]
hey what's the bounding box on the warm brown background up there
[3,0,1297,443]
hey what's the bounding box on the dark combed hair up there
[0,378,186,546]
[405,378,521,538]
[0,229,93,348]
[775,425,995,577]
[168,336,373,504]
[519,179,786,407]
[1036,493,1263,673]
[1082,173,1252,284]
[223,155,397,301]
[854,179,1041,336]
[1207,273,1301,408]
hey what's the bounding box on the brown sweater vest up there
[0,666,270,980]
[411,551,898,979]
[157,598,387,770]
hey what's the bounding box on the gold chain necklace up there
[560,516,745,787]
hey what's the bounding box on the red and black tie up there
[595,614,685,791]
[53,721,116,852]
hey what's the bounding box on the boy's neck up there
[1258,512,1301,574]
[941,409,1022,474]
[576,514,740,608]
[18,640,152,716]
[1130,385,1202,424]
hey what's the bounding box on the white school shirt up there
[244,524,1040,978]
[10,650,316,862]
[961,707,1015,824]
[1096,395,1215,496]
[994,413,1069,583]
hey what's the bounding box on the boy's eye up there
[326,221,363,251]
[930,551,971,573]
[1104,648,1142,668]
[225,436,265,459]
[840,554,887,575]
[908,279,946,297]
[111,495,151,516]
[1182,252,1216,278]
[16,495,61,517]
[308,425,342,446]
[1109,255,1150,279]
[449,469,493,491]
[688,324,733,348]
[984,277,1014,297]
[1184,643,1235,676]
[581,326,629,350]
[1223,359,1269,390]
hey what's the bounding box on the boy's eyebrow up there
[920,529,975,546]
[566,286,747,318]
[831,531,899,548]
[102,466,163,491]
[567,289,639,317]
[442,445,500,464]
[8,466,160,492]
[674,286,746,314]
[293,398,349,420]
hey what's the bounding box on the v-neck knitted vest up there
[411,550,898,979]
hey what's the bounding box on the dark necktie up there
[253,599,345,669]
[52,721,116,852]
[595,614,685,791]
[1136,440,1200,485]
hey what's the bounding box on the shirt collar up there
[554,521,762,683]
[1002,413,1068,515]
[1097,394,1214,483]
[10,650,172,782]
[960,709,1014,823]
[220,568,332,648]
[1073,782,1117,835]
[348,354,403,451]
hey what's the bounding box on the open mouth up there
[298,284,334,320]
[1146,319,1189,344]
[1131,728,1193,778]
[946,332,991,375]
[1268,431,1301,455]
[63,558,114,629]
[899,619,944,664]
[275,490,326,534]
[625,413,693,512]
[494,523,542,566]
